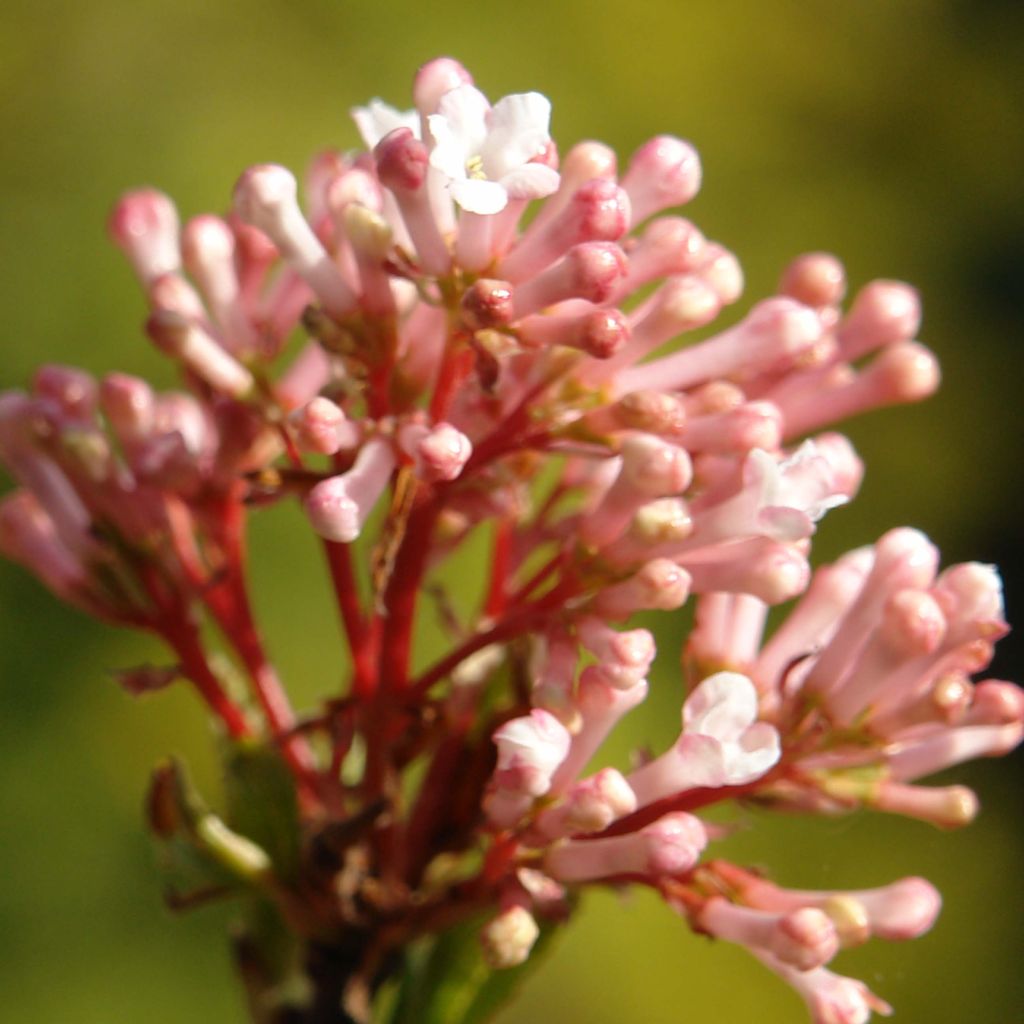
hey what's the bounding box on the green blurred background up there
[1,1,1022,1020]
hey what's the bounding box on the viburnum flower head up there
[0,53,1020,1024]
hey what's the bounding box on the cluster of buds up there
[0,57,1018,1024]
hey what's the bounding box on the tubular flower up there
[0,57,1017,1024]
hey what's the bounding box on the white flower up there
[680,671,781,786]
[351,99,420,149]
[426,84,560,215]
[627,671,780,804]
[746,441,849,542]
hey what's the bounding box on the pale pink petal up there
[684,671,760,741]
[483,92,553,178]
[499,163,561,200]
[435,83,491,155]
[450,177,509,215]
[351,99,420,148]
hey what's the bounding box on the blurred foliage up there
[0,0,1021,1021]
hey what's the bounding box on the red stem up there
[158,610,252,740]
[409,581,575,699]
[195,489,323,798]
[322,539,375,697]
[508,550,563,606]
[378,499,441,691]
[428,345,473,422]
[598,763,791,839]
[483,520,513,619]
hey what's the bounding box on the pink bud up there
[326,167,384,218]
[148,272,208,322]
[880,589,947,656]
[499,179,630,283]
[33,366,98,422]
[100,373,155,444]
[516,306,631,358]
[755,957,892,1024]
[618,297,822,396]
[612,391,688,434]
[621,136,702,223]
[677,402,783,455]
[374,127,429,192]
[535,767,638,839]
[181,214,235,292]
[681,538,810,605]
[701,900,838,971]
[932,562,1006,645]
[0,491,87,600]
[965,680,1024,727]
[871,780,978,828]
[304,149,349,225]
[697,243,744,304]
[851,877,941,941]
[544,811,707,882]
[108,188,180,284]
[801,528,938,700]
[289,397,357,456]
[414,422,473,482]
[304,437,396,543]
[233,164,357,318]
[372,130,451,275]
[413,57,473,116]
[461,279,515,329]
[866,340,940,402]
[838,280,921,360]
[582,437,693,549]
[577,619,656,690]
[620,275,724,363]
[619,434,693,494]
[551,672,649,792]
[888,721,1024,782]
[611,217,706,301]
[592,558,692,619]
[145,309,254,398]
[779,252,847,308]
[511,242,628,318]
[181,215,255,351]
[526,140,618,235]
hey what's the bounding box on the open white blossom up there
[426,84,560,214]
[680,671,781,786]
[627,672,781,804]
[746,441,850,542]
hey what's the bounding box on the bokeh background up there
[1,1,1022,1021]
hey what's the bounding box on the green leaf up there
[383,914,562,1024]
[224,742,302,882]
[232,894,309,1024]
[146,757,275,908]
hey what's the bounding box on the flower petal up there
[726,722,781,784]
[351,99,419,149]
[675,733,730,789]
[435,83,491,157]
[499,163,561,200]
[450,177,508,215]
[482,91,553,178]
[427,113,470,180]
[683,671,760,741]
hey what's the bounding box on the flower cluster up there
[0,57,1019,1024]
